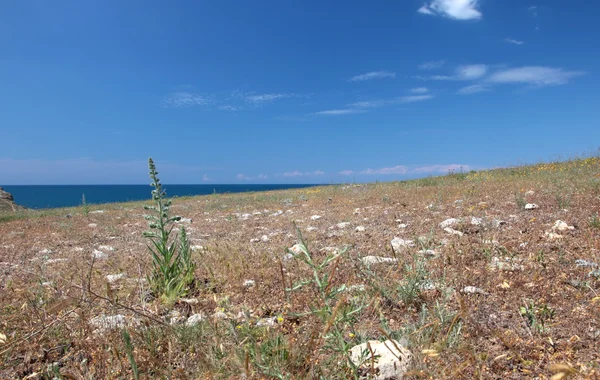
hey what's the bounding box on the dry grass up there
[1,157,600,379]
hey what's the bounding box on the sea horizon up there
[1,184,322,210]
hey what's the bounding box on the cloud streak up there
[418,0,482,20]
[282,170,325,177]
[419,60,446,70]
[313,109,366,116]
[487,66,585,86]
[457,84,490,94]
[504,38,524,45]
[349,71,396,82]
[162,92,210,108]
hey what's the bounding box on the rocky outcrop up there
[0,188,25,212]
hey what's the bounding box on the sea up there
[1,184,319,210]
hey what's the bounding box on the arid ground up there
[1,158,599,379]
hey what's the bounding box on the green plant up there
[519,300,555,334]
[143,157,196,304]
[122,329,140,380]
[81,193,89,216]
[589,213,600,229]
[514,192,526,210]
[285,228,367,376]
[397,256,429,307]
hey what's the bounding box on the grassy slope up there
[0,157,599,379]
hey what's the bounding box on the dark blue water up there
[1,185,319,210]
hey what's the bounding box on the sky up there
[1,0,599,185]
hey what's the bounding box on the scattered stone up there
[418,249,437,257]
[454,199,464,205]
[89,314,127,332]
[168,310,185,325]
[106,273,126,283]
[281,253,295,262]
[306,226,318,232]
[545,232,563,240]
[440,218,460,229]
[575,259,598,268]
[525,190,535,196]
[45,258,67,264]
[347,284,366,292]
[489,257,524,272]
[355,226,366,232]
[289,244,305,256]
[179,298,199,305]
[462,286,488,295]
[271,210,283,217]
[92,249,107,259]
[524,203,539,210]
[256,317,277,327]
[250,238,260,243]
[354,208,361,215]
[261,235,270,242]
[90,210,105,214]
[98,245,115,252]
[398,223,408,229]
[336,222,351,229]
[391,237,414,251]
[444,227,463,237]
[88,223,98,228]
[552,220,575,231]
[360,256,398,266]
[243,279,256,288]
[349,339,412,380]
[310,215,322,220]
[39,249,53,255]
[471,217,483,226]
[213,311,228,320]
[186,314,206,326]
[191,245,206,252]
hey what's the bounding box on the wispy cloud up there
[411,87,429,94]
[424,64,488,81]
[236,174,251,181]
[418,0,482,20]
[349,71,396,82]
[162,92,210,108]
[244,93,296,105]
[528,5,538,17]
[360,165,409,175]
[504,38,524,45]
[457,84,490,94]
[346,100,388,109]
[419,60,446,70]
[202,174,211,181]
[282,170,325,177]
[397,94,434,103]
[487,66,585,86]
[218,105,241,111]
[313,109,366,116]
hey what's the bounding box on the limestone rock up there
[349,339,412,380]
[360,256,398,266]
[0,188,26,212]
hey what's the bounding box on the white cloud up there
[219,105,241,111]
[283,170,325,177]
[504,38,524,45]
[425,64,488,81]
[396,94,435,103]
[346,100,388,109]
[528,5,538,17]
[258,173,268,179]
[338,170,354,176]
[237,174,251,180]
[457,84,490,94]
[349,71,396,82]
[411,164,470,174]
[411,87,429,94]
[418,0,482,20]
[313,109,366,116]
[487,66,585,86]
[162,92,210,108]
[419,60,446,70]
[361,165,409,175]
[202,174,211,181]
[245,93,295,105]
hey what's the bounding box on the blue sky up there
[1,0,598,185]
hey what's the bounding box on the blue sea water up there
[1,184,318,210]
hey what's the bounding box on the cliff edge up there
[0,188,26,212]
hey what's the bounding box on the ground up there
[1,158,599,379]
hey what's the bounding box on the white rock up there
[250,238,260,243]
[310,215,322,220]
[336,222,351,229]
[271,210,283,217]
[391,237,414,251]
[471,217,484,226]
[88,223,97,228]
[489,257,524,271]
[213,311,228,320]
[241,214,251,220]
[454,199,464,205]
[398,223,408,229]
[191,245,206,251]
[525,190,535,196]
[354,208,361,215]
[260,235,270,242]
[306,226,318,232]
[186,313,206,326]
[545,232,563,240]
[355,226,366,232]
[89,315,126,331]
[444,227,463,237]
[462,286,488,295]
[349,340,412,380]
[106,273,126,283]
[524,203,539,210]
[243,279,256,288]
[92,249,107,259]
[90,210,105,214]
[46,258,67,264]
[98,245,115,251]
[552,220,574,231]
[360,256,398,266]
[418,249,437,257]
[256,317,277,327]
[440,218,460,229]
[39,249,53,255]
[289,244,305,256]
